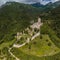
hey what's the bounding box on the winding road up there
[8,48,20,60]
[13,32,40,48]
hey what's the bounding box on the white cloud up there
[0,0,59,5]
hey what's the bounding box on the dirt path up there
[13,43,26,48]
[13,31,40,48]
[8,48,20,60]
[31,32,40,40]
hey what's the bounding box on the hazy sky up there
[0,0,59,5]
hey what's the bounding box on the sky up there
[0,0,59,5]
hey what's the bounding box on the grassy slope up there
[19,35,60,56]
[40,23,60,48]
[11,47,60,60]
[10,23,60,60]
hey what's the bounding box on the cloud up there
[0,0,59,5]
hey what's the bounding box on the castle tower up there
[38,18,41,23]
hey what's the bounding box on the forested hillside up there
[0,2,41,44]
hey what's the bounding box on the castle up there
[30,18,43,29]
[16,17,43,40]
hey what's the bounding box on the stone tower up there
[38,18,41,23]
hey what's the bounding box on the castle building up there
[30,18,43,29]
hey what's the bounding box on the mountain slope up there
[0,1,60,60]
[0,2,41,44]
[31,2,44,7]
[31,1,60,12]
